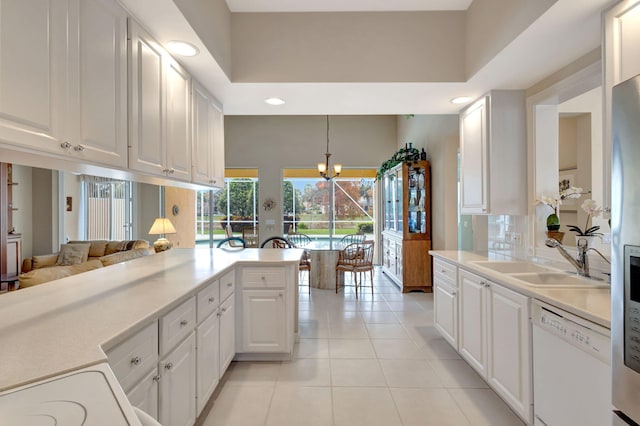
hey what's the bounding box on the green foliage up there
[376,146,421,181]
[358,223,374,233]
[217,181,258,217]
[283,181,303,215]
[297,223,308,230]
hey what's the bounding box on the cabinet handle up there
[440,269,446,273]
[168,168,175,174]
[164,362,173,371]
[278,293,283,297]
[73,144,85,152]
[208,296,215,303]
[221,307,227,313]
[180,319,189,327]
[451,290,457,296]
[217,312,222,317]
[152,375,161,383]
[60,141,72,150]
[227,282,233,287]
[130,356,142,366]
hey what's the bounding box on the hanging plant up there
[376,144,421,181]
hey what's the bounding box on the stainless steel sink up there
[508,272,609,288]
[470,260,555,274]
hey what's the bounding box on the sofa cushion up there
[56,243,91,266]
[19,260,104,288]
[32,253,59,270]
[105,241,127,255]
[99,248,151,267]
[124,240,150,250]
[88,241,109,258]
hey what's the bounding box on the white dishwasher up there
[532,300,611,426]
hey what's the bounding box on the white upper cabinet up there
[68,0,128,167]
[129,20,192,181]
[459,91,526,215]
[0,0,127,167]
[192,81,225,188]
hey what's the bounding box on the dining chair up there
[335,240,374,299]
[216,237,247,249]
[259,236,292,248]
[242,226,259,247]
[287,232,313,248]
[339,233,366,248]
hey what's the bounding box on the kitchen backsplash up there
[487,215,528,260]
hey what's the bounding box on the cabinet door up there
[241,290,287,353]
[458,270,488,377]
[128,20,165,175]
[460,97,488,214]
[165,58,191,181]
[0,0,66,152]
[127,367,159,421]
[67,0,127,167]
[219,295,235,374]
[159,332,196,426]
[210,104,225,187]
[196,312,220,416]
[434,281,458,350]
[487,283,531,421]
[191,81,212,185]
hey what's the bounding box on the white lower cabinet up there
[127,367,159,419]
[196,311,220,416]
[241,290,287,352]
[433,259,458,350]
[236,266,294,357]
[219,294,236,374]
[159,332,196,426]
[456,268,532,424]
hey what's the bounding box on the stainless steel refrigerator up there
[612,73,640,425]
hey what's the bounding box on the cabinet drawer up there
[219,270,236,302]
[197,279,220,323]
[242,267,286,288]
[434,259,457,287]
[107,321,158,392]
[160,297,196,355]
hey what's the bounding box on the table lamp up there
[149,217,177,252]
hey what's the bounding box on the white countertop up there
[0,248,302,392]
[429,250,611,329]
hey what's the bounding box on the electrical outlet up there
[512,232,522,245]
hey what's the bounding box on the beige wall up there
[231,12,465,83]
[164,187,196,249]
[225,115,397,242]
[62,173,83,242]
[466,0,556,77]
[31,168,58,255]
[174,0,232,76]
[396,115,459,250]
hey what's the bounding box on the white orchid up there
[566,199,603,236]
[536,195,559,213]
[560,186,588,200]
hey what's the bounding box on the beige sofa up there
[19,240,152,288]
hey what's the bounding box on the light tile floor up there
[200,267,525,426]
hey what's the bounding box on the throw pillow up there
[105,241,126,255]
[56,243,91,266]
[32,253,59,269]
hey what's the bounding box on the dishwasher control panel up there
[534,300,611,365]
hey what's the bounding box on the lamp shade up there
[148,217,177,235]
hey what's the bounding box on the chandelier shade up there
[318,115,342,180]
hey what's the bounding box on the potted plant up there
[567,199,603,248]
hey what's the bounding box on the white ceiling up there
[225,0,473,12]
[121,0,612,116]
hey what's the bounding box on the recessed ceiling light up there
[264,97,285,106]
[451,96,472,105]
[167,40,199,57]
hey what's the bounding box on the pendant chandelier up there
[317,115,342,180]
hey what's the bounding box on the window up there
[196,171,260,245]
[283,170,375,242]
[83,176,132,240]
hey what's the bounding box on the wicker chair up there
[216,237,247,249]
[287,233,313,247]
[335,240,374,298]
[259,236,292,248]
[339,233,366,248]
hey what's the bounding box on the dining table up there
[303,240,347,290]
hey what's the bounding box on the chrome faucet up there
[545,238,590,277]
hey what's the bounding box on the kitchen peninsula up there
[0,248,302,424]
